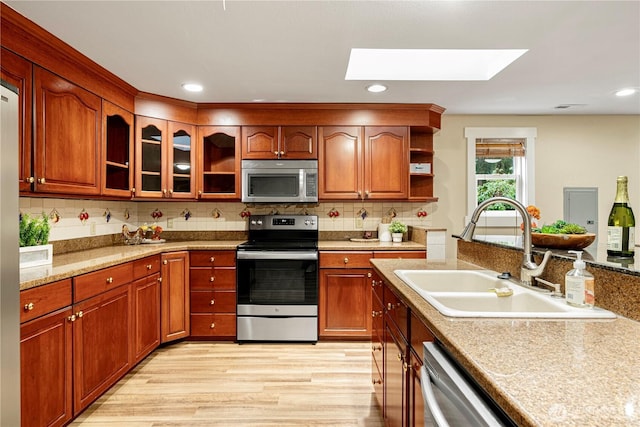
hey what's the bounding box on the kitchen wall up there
[18,197,434,243]
[432,114,640,259]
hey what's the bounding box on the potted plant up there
[388,220,407,243]
[19,212,52,268]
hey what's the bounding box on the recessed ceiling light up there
[366,84,387,93]
[345,48,528,81]
[616,88,637,97]
[182,83,203,92]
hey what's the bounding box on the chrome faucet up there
[458,197,552,288]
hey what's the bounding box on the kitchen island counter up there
[371,257,640,427]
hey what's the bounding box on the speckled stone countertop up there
[371,258,640,427]
[318,240,425,251]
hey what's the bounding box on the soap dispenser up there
[565,250,595,308]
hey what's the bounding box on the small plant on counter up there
[19,212,50,247]
[388,220,408,234]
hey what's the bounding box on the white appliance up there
[1,81,21,425]
[241,159,318,204]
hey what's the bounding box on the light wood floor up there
[71,341,384,427]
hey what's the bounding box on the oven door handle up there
[236,251,318,261]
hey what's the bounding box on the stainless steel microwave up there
[241,159,318,204]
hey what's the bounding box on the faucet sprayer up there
[458,197,552,288]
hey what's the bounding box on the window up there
[465,127,536,226]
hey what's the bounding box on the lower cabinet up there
[161,251,190,343]
[133,255,162,364]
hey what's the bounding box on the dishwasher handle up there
[421,365,451,427]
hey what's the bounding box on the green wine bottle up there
[607,176,635,257]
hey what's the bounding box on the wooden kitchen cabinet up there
[161,251,190,343]
[102,100,134,197]
[135,117,195,199]
[33,66,102,195]
[1,47,33,193]
[72,283,132,414]
[319,126,408,200]
[189,250,237,339]
[242,125,317,159]
[132,255,161,364]
[409,128,436,201]
[20,278,73,427]
[318,251,372,339]
[197,126,241,199]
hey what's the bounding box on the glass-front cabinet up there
[198,126,241,199]
[103,101,134,197]
[135,117,195,198]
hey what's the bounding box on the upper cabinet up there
[408,128,436,201]
[33,66,102,195]
[134,117,195,199]
[102,101,134,198]
[198,126,241,199]
[242,126,317,159]
[1,48,33,193]
[319,126,408,200]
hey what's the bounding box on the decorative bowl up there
[531,232,596,249]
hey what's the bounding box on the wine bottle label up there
[607,226,623,251]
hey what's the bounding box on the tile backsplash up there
[19,197,435,242]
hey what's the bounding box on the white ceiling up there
[6,0,640,115]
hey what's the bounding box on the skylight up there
[345,48,528,81]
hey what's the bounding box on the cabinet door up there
[281,126,317,159]
[102,101,134,197]
[364,127,409,199]
[385,322,407,427]
[409,351,424,427]
[318,126,363,199]
[161,251,190,343]
[20,307,73,427]
[73,284,132,414]
[198,126,241,199]
[318,268,372,339]
[242,126,278,159]
[166,121,196,198]
[132,273,161,364]
[1,47,33,193]
[33,66,102,195]
[135,116,166,198]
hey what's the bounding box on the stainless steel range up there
[236,214,318,342]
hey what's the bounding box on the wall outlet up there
[89,222,96,236]
[355,218,364,229]
[167,218,173,229]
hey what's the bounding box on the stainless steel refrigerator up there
[1,80,21,425]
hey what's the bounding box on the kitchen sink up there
[394,269,617,319]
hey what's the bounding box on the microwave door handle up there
[237,251,318,261]
[421,365,451,427]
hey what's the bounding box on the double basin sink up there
[394,269,616,319]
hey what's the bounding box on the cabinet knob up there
[365,191,370,198]
[25,177,34,183]
[199,190,203,196]
[372,378,382,385]
[146,264,153,270]
[163,260,168,265]
[157,277,162,283]
[106,277,113,284]
[37,177,46,184]
[210,276,215,282]
[210,257,215,263]
[279,151,284,156]
[68,314,76,322]
[210,299,215,305]
[274,151,279,156]
[168,189,173,195]
[343,257,349,264]
[387,302,395,311]
[367,272,372,278]
[372,344,382,352]
[403,362,408,372]
[210,322,215,329]
[24,302,34,311]
[162,188,167,195]
[76,311,83,318]
[397,353,402,361]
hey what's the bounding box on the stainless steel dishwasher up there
[421,341,515,427]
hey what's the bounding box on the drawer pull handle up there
[387,303,393,311]
[106,277,113,284]
[210,299,215,305]
[372,379,382,385]
[210,322,215,329]
[146,264,153,270]
[343,257,349,264]
[372,344,382,351]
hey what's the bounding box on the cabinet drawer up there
[132,255,161,279]
[190,251,236,267]
[384,285,408,340]
[320,251,373,268]
[190,267,236,291]
[20,279,72,323]
[190,313,236,337]
[373,251,426,259]
[74,263,133,302]
[190,291,236,313]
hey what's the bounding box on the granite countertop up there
[371,258,640,427]
[20,239,426,291]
